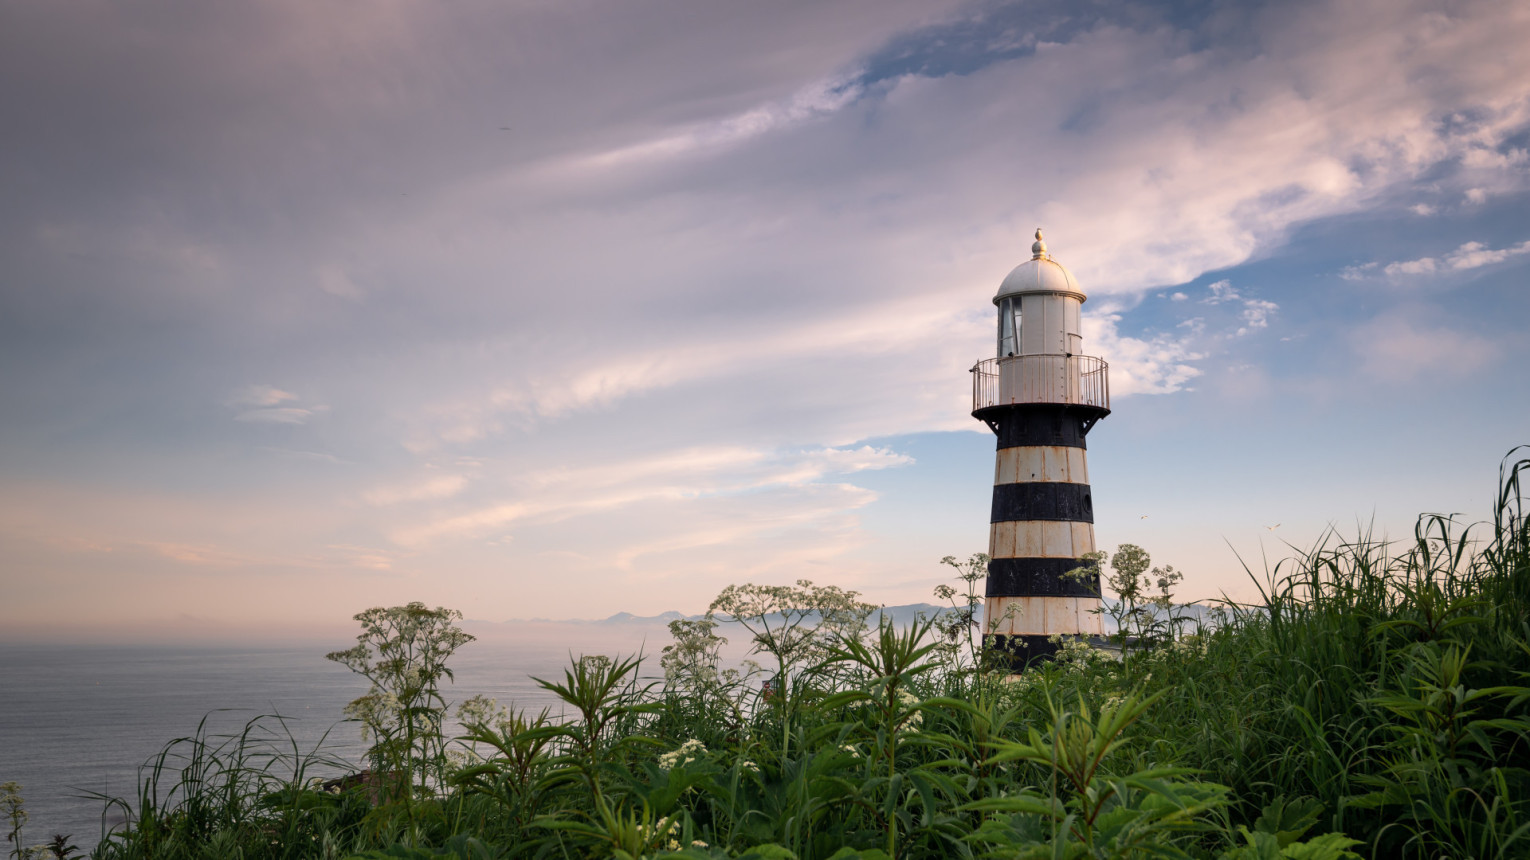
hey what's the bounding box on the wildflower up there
[896,689,924,732]
[343,691,403,742]
[691,840,709,848]
[738,759,759,773]
[658,738,707,770]
[456,694,503,728]
[3,781,27,853]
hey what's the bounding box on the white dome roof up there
[994,229,1086,303]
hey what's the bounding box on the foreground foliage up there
[48,450,1530,859]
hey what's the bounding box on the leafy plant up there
[327,603,477,806]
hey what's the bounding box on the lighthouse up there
[970,229,1110,671]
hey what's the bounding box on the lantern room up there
[994,229,1087,359]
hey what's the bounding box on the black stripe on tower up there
[991,404,1098,450]
[986,557,1099,597]
[990,482,1093,523]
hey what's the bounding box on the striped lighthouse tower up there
[970,229,1111,671]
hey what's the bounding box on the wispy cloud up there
[1349,238,1530,278]
[232,385,296,408]
[1202,280,1241,304]
[229,385,325,425]
[1238,299,1279,336]
[390,444,910,549]
[1085,308,1204,396]
[364,474,469,506]
[553,71,866,174]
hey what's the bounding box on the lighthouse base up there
[985,633,1115,672]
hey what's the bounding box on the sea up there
[0,620,680,853]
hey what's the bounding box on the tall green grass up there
[70,449,1528,860]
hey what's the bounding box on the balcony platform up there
[971,354,1111,433]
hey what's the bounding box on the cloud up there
[232,385,296,408]
[554,71,867,174]
[1340,262,1379,281]
[229,385,318,423]
[1202,281,1241,304]
[1384,257,1438,276]
[1238,299,1279,335]
[389,443,911,550]
[6,0,1530,625]
[228,384,328,424]
[1445,239,1530,269]
[364,474,469,506]
[1370,238,1530,277]
[1085,308,1203,396]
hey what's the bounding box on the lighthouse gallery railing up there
[971,354,1110,413]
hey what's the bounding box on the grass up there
[14,449,1528,860]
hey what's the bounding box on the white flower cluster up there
[1163,635,1211,660]
[342,690,403,742]
[1048,635,1114,673]
[896,689,924,732]
[657,738,707,770]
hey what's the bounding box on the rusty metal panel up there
[995,448,1016,484]
[990,520,1098,558]
[1072,521,1097,555]
[995,446,1091,484]
[986,355,1110,410]
[1069,447,1090,483]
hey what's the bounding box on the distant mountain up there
[466,600,1227,633]
[599,611,687,624]
[465,603,966,628]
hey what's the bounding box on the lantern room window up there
[996,296,1022,357]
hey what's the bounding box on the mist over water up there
[0,621,676,851]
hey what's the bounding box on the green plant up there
[1067,544,1186,659]
[327,603,476,805]
[931,554,989,674]
[533,654,659,803]
[968,690,1231,857]
[709,580,876,758]
[822,618,945,858]
[2,782,25,860]
[662,618,732,691]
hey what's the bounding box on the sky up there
[2,0,1528,642]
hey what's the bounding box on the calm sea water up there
[0,622,673,852]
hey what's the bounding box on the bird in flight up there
[1266,523,1281,530]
